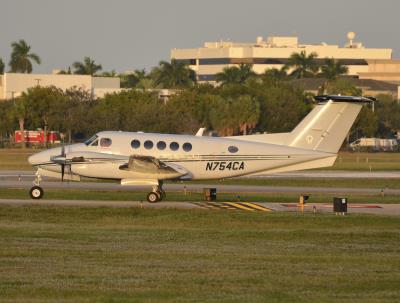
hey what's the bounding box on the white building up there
[0,72,121,100]
[171,33,393,83]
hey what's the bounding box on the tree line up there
[1,76,399,148]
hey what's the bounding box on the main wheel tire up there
[156,190,166,201]
[147,192,159,203]
[30,186,44,199]
[160,190,166,198]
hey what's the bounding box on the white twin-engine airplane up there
[28,95,373,202]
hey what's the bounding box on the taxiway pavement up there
[0,199,399,216]
[0,180,398,195]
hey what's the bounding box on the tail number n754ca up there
[206,161,245,171]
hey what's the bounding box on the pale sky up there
[1,0,399,73]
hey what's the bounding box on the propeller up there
[60,146,65,181]
[50,145,86,182]
[50,145,67,182]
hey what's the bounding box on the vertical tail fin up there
[288,96,374,153]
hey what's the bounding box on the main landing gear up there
[29,172,44,199]
[146,181,166,203]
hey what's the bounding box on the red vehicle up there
[14,130,61,144]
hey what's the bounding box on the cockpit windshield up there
[84,135,99,146]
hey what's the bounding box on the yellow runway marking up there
[239,202,272,212]
[192,202,273,212]
[192,202,235,210]
[208,202,236,210]
[223,202,255,211]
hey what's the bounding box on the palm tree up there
[215,66,241,85]
[120,69,148,88]
[319,58,349,94]
[237,64,256,83]
[0,58,4,74]
[215,64,255,85]
[320,58,348,80]
[12,97,29,148]
[285,51,318,78]
[9,39,41,73]
[263,67,288,80]
[134,68,147,80]
[58,67,72,74]
[152,59,196,88]
[101,70,117,77]
[72,57,102,75]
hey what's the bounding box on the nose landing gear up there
[29,172,44,199]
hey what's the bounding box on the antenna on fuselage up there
[195,128,206,136]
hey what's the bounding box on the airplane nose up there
[28,145,82,166]
[28,152,44,166]
[28,149,59,166]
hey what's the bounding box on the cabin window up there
[170,142,179,151]
[183,142,192,152]
[100,138,112,147]
[144,140,153,150]
[157,141,166,150]
[228,146,238,153]
[84,134,98,146]
[131,139,140,149]
[91,139,99,146]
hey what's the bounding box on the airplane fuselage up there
[30,131,333,181]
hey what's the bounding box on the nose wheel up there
[30,186,44,199]
[30,171,44,199]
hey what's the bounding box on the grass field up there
[189,178,400,189]
[0,188,399,204]
[0,148,40,170]
[0,206,399,302]
[1,149,400,171]
[330,152,400,171]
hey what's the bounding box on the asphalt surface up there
[0,199,399,216]
[0,180,399,195]
[1,169,400,195]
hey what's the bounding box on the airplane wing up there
[119,155,188,179]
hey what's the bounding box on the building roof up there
[289,77,398,93]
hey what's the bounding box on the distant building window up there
[175,59,196,65]
[228,146,238,153]
[157,141,166,150]
[199,58,230,65]
[100,138,112,147]
[253,58,288,65]
[131,139,140,149]
[198,74,216,81]
[144,140,153,150]
[196,57,368,69]
[182,142,192,152]
[170,142,179,151]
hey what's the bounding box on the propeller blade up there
[61,163,65,182]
